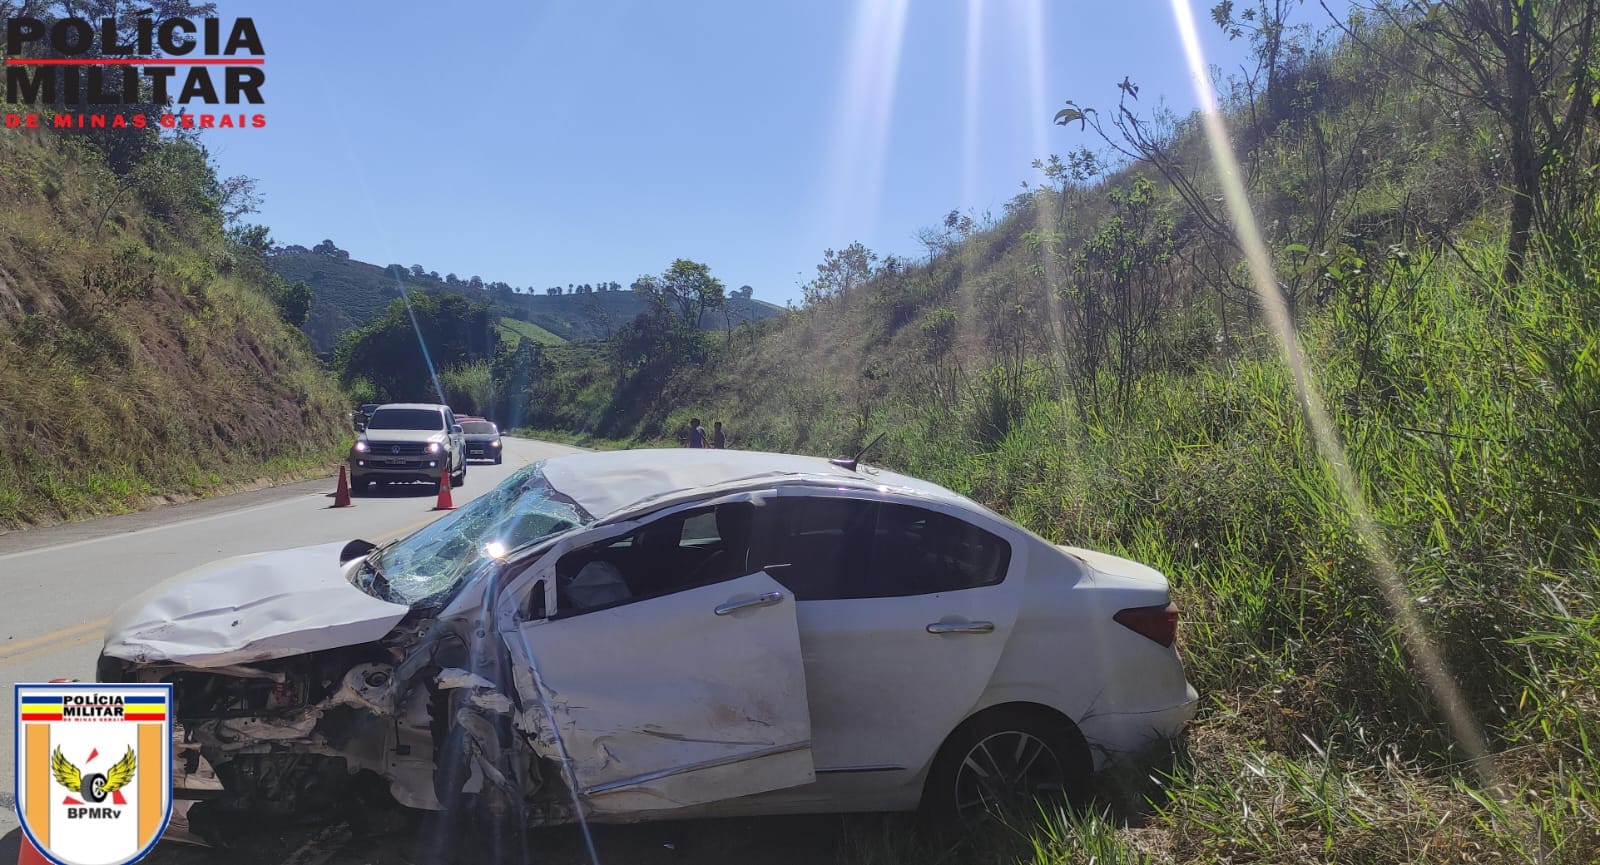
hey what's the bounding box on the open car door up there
[509,570,815,815]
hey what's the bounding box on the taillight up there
[1114,603,1178,648]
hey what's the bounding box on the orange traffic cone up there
[17,836,49,865]
[331,465,353,508]
[433,464,454,511]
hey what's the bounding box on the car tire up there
[451,459,466,487]
[493,453,502,464]
[920,704,1090,828]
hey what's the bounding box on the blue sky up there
[205,0,1287,305]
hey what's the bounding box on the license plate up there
[387,457,408,465]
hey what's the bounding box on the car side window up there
[754,498,878,600]
[759,498,1010,600]
[868,503,1010,595]
[552,502,758,616]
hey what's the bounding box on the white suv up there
[349,403,466,491]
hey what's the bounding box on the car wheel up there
[921,705,1090,827]
[493,453,502,464]
[451,460,466,487]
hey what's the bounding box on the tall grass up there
[0,131,349,529]
[845,242,1598,863]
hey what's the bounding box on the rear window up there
[758,498,1011,600]
[461,421,499,434]
[366,408,445,430]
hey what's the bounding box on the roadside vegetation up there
[0,120,349,529]
[502,3,1600,862]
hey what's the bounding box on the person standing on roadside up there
[713,421,726,449]
[688,418,706,448]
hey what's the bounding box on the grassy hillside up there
[0,130,349,529]
[271,249,783,352]
[523,11,1600,864]
[496,316,565,346]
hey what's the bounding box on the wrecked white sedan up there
[97,449,1197,841]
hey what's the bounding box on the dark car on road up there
[354,403,383,431]
[458,417,503,463]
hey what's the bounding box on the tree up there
[1346,0,1600,280]
[446,273,460,285]
[411,265,427,278]
[1063,177,1177,414]
[311,239,347,258]
[334,293,500,401]
[641,259,725,325]
[274,280,312,328]
[547,287,561,295]
[1210,0,1313,123]
[469,275,484,290]
[214,174,260,228]
[802,242,878,306]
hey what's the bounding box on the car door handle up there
[926,621,995,635]
[715,591,785,616]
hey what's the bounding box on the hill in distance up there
[270,248,785,353]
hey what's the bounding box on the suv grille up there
[365,441,429,456]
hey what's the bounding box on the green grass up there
[509,426,629,450]
[0,132,350,529]
[497,315,567,346]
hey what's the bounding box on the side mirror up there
[340,538,378,564]
[451,424,463,434]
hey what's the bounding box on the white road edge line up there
[0,492,323,564]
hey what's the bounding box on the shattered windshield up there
[354,462,591,606]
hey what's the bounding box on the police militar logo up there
[3,14,265,131]
[15,684,173,865]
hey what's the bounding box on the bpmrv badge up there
[15,683,173,865]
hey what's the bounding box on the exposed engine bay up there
[97,608,573,847]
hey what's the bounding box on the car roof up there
[372,403,447,411]
[539,448,972,521]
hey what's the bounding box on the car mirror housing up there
[451,424,463,434]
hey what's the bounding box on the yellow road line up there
[0,628,107,668]
[0,617,110,663]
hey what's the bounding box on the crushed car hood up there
[102,542,411,668]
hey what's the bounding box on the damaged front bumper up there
[99,621,580,847]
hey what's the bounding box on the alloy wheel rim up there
[952,730,1066,823]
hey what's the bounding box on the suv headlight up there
[490,440,501,448]
[427,442,443,454]
[354,441,369,453]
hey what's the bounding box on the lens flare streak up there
[1167,0,1501,793]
